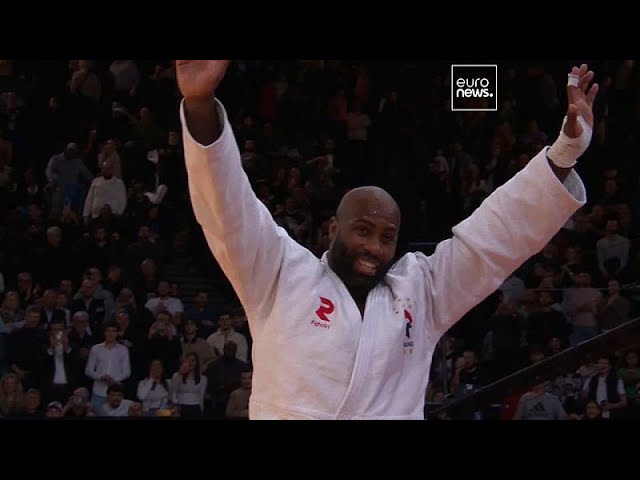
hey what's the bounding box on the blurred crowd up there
[0,59,638,419]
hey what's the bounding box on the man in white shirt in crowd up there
[144,280,184,325]
[206,314,248,363]
[83,158,127,224]
[85,321,131,413]
[101,382,133,417]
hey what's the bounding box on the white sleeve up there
[137,378,152,401]
[181,99,308,328]
[420,147,586,339]
[45,156,57,183]
[175,299,184,313]
[617,379,625,396]
[83,181,96,218]
[85,346,99,380]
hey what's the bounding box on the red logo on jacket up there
[311,297,334,329]
[315,297,335,322]
[403,309,414,352]
[404,309,413,339]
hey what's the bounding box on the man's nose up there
[363,238,383,258]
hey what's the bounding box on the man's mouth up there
[354,258,378,276]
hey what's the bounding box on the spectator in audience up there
[597,218,630,279]
[63,387,95,417]
[6,305,47,389]
[16,272,36,310]
[578,400,604,420]
[582,355,627,419]
[45,143,93,215]
[562,269,602,345]
[43,318,75,403]
[184,291,220,334]
[101,382,132,417]
[137,358,171,414]
[598,278,631,330]
[83,159,127,222]
[71,279,106,337]
[225,369,252,419]
[145,312,181,376]
[110,60,141,108]
[38,226,75,290]
[144,280,184,326]
[513,381,567,420]
[0,291,24,333]
[206,314,248,363]
[18,388,44,418]
[617,350,640,419]
[128,401,144,416]
[0,372,24,416]
[450,349,487,396]
[67,311,94,389]
[204,341,248,418]
[171,352,207,417]
[39,288,66,329]
[45,401,64,418]
[85,321,131,413]
[181,318,216,370]
[69,60,102,102]
[82,266,117,323]
[97,139,123,179]
[526,290,572,349]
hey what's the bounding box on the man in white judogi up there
[177,60,598,420]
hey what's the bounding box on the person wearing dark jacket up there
[582,355,627,419]
[39,289,67,329]
[6,306,47,389]
[70,279,106,340]
[66,311,95,389]
[42,319,77,403]
[144,315,181,377]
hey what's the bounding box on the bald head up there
[336,186,401,227]
[328,186,400,297]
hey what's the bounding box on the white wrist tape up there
[547,116,592,168]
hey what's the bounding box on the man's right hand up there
[176,60,231,145]
[176,60,230,103]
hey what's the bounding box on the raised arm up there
[84,345,99,380]
[45,156,58,184]
[177,60,308,326]
[136,378,153,401]
[422,64,598,339]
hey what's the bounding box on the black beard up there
[328,236,391,295]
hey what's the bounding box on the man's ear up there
[328,216,338,243]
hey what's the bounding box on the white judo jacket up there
[181,99,586,420]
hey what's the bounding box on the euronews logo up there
[451,64,497,111]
